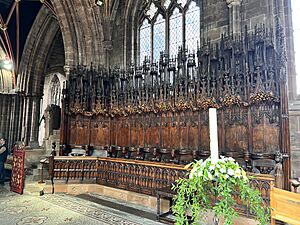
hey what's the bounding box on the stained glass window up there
[185,1,200,53]
[177,0,188,7]
[139,19,151,63]
[138,0,200,63]
[146,3,157,20]
[169,8,183,57]
[163,0,171,9]
[153,14,165,62]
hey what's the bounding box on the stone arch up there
[16,1,107,145]
[38,72,66,146]
[51,0,105,67]
[124,0,145,66]
[16,6,63,145]
[18,6,60,95]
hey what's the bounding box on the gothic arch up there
[38,72,66,146]
[18,6,60,95]
[51,0,105,67]
[124,0,145,65]
[123,0,204,66]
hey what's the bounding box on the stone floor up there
[0,183,165,225]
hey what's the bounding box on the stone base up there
[42,181,258,224]
[43,181,169,212]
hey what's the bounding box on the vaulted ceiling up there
[0,0,43,92]
[0,0,42,64]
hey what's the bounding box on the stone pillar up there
[29,95,41,148]
[64,65,71,80]
[226,0,243,35]
[19,94,42,147]
[21,95,31,145]
[103,40,113,69]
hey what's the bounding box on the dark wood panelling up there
[60,24,290,188]
[90,119,110,146]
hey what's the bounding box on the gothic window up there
[139,19,151,63]
[185,1,200,53]
[138,0,200,64]
[153,14,166,61]
[169,8,183,57]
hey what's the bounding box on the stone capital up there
[226,0,242,7]
[63,65,71,73]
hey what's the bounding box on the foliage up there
[172,156,270,225]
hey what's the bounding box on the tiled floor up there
[0,183,164,225]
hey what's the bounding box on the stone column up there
[226,0,243,35]
[28,95,42,148]
[21,95,30,144]
[103,40,113,69]
[64,65,71,80]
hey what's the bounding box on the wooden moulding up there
[53,156,188,170]
[51,156,278,178]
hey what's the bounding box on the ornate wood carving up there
[49,157,274,211]
[60,22,290,187]
[10,146,25,194]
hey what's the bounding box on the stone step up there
[77,193,158,222]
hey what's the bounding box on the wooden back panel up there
[270,187,300,225]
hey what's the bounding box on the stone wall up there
[289,101,300,179]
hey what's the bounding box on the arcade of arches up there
[0,0,299,222]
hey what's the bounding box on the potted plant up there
[172,156,270,225]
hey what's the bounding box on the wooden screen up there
[60,24,290,189]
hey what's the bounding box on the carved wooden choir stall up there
[51,22,290,210]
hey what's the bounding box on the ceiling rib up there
[0,0,56,88]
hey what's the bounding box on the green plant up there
[172,156,270,225]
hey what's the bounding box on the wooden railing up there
[236,173,274,216]
[49,156,98,182]
[49,157,274,204]
[96,158,187,195]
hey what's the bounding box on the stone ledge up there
[43,182,169,211]
[41,182,259,224]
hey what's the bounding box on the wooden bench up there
[270,185,300,225]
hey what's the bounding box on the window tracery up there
[138,0,200,63]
